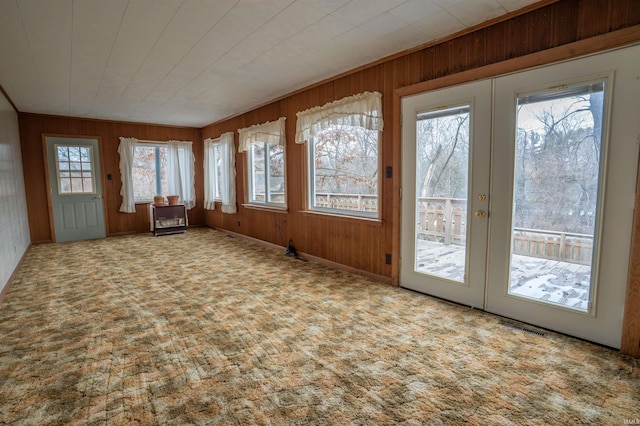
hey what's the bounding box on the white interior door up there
[486,45,640,348]
[46,137,106,243]
[400,44,640,348]
[400,80,492,309]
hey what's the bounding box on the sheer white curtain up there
[204,133,236,213]
[118,136,138,213]
[167,140,196,210]
[295,91,383,144]
[237,117,286,152]
[218,132,237,214]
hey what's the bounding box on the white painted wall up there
[0,91,30,292]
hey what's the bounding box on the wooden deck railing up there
[314,193,377,212]
[417,197,467,245]
[254,192,377,211]
[255,193,592,264]
[417,197,593,265]
[512,228,593,265]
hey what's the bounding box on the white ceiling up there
[0,0,540,127]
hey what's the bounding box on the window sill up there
[300,209,382,226]
[242,203,288,214]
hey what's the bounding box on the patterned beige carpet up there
[0,228,638,425]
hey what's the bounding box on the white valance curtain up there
[167,140,196,210]
[203,132,236,213]
[118,137,139,213]
[295,91,383,144]
[238,117,286,152]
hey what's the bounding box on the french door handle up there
[95,195,103,199]
[475,210,487,218]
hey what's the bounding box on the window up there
[118,137,195,212]
[248,142,285,205]
[55,145,95,194]
[238,117,287,208]
[204,132,237,213]
[296,91,383,218]
[208,143,222,200]
[132,144,168,202]
[308,126,379,216]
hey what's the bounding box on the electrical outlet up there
[385,253,392,264]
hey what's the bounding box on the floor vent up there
[499,321,546,337]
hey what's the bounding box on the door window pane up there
[414,105,470,283]
[55,145,95,194]
[509,82,605,311]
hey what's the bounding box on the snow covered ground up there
[415,239,591,311]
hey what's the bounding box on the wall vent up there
[499,320,546,337]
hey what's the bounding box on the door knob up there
[477,193,487,201]
[475,210,487,218]
[95,195,102,199]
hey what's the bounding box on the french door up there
[401,79,492,309]
[400,44,640,348]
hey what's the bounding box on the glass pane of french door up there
[415,105,470,283]
[508,82,605,312]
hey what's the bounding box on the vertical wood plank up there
[622,156,640,357]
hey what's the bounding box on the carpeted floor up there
[0,228,638,425]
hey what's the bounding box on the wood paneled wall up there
[18,113,203,242]
[201,0,640,281]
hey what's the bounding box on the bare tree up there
[514,91,603,234]
[416,111,469,198]
[313,125,378,195]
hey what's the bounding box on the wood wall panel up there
[19,114,203,241]
[577,0,639,39]
[621,158,640,357]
